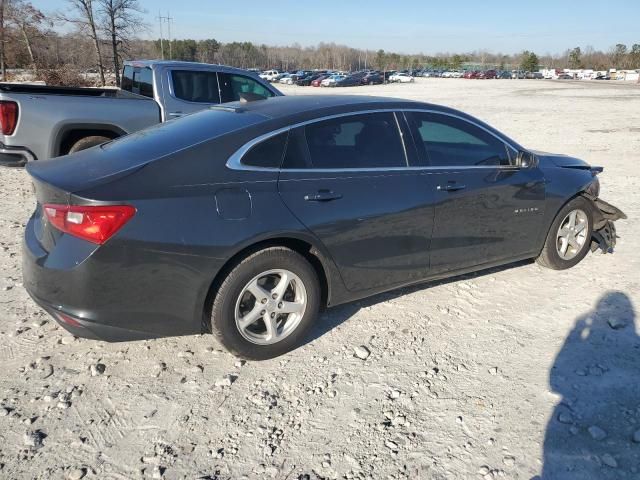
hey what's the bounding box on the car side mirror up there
[516,150,535,168]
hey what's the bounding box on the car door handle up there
[437,183,467,192]
[304,191,343,202]
[168,112,183,117]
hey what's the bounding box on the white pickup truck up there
[0,60,281,166]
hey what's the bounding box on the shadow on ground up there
[303,259,532,345]
[537,291,640,479]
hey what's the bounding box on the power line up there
[157,12,173,60]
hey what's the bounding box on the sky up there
[33,0,640,55]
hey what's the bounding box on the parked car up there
[310,74,330,87]
[557,73,575,80]
[478,70,497,79]
[279,74,295,85]
[525,72,544,79]
[361,72,384,85]
[463,70,480,79]
[296,74,322,86]
[0,61,282,166]
[389,72,415,83]
[320,74,346,87]
[259,70,280,82]
[335,75,363,87]
[22,95,625,359]
[511,70,526,79]
[497,70,512,79]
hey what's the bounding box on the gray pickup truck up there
[0,60,281,166]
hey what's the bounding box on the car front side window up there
[407,112,514,167]
[218,73,275,103]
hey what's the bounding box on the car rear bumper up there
[0,142,36,167]
[22,214,214,342]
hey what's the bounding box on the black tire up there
[211,247,320,360]
[537,196,594,270]
[68,135,112,154]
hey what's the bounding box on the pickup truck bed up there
[0,61,281,166]
[0,83,123,96]
[0,83,160,165]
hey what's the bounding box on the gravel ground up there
[0,78,639,480]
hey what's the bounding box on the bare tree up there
[97,0,144,86]
[6,0,48,71]
[0,0,7,79]
[60,0,105,85]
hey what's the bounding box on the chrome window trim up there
[226,108,522,172]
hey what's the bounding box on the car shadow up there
[536,291,639,480]
[302,259,533,346]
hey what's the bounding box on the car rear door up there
[404,110,546,273]
[277,111,436,292]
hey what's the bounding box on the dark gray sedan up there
[22,95,625,359]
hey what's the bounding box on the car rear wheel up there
[211,247,320,360]
[537,197,594,270]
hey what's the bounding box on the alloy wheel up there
[234,269,307,345]
[556,209,588,260]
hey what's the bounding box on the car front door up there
[278,111,436,292]
[404,111,546,273]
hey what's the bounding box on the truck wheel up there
[68,135,112,154]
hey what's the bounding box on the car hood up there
[532,150,594,170]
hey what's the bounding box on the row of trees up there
[0,0,145,85]
[1,1,639,86]
[567,44,640,70]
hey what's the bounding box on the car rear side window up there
[407,112,513,167]
[303,112,407,169]
[218,73,275,103]
[171,70,221,103]
[241,131,288,168]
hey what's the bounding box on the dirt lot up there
[1,78,639,480]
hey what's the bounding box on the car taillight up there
[43,204,136,245]
[0,100,19,135]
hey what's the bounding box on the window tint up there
[241,132,288,168]
[171,70,221,103]
[218,73,274,103]
[121,65,134,91]
[304,112,406,169]
[282,127,309,169]
[409,112,513,167]
[136,67,154,98]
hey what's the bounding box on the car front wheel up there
[211,247,320,360]
[537,197,594,270]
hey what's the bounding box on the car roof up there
[210,95,523,150]
[123,60,258,76]
[217,95,444,121]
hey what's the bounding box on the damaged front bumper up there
[583,194,627,253]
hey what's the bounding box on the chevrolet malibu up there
[22,95,625,359]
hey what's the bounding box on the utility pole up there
[157,12,173,60]
[157,11,164,59]
[165,12,173,60]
